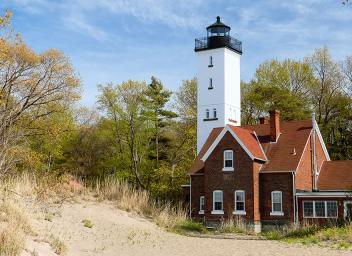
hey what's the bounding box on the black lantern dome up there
[195,16,242,54]
[206,16,230,37]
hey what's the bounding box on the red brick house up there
[184,111,352,232]
[185,17,352,232]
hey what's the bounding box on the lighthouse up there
[195,16,242,153]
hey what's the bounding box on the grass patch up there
[175,220,207,233]
[82,219,94,228]
[263,223,352,249]
[50,235,67,255]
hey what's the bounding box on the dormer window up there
[205,109,210,119]
[223,150,234,171]
[213,108,217,118]
[208,56,213,67]
[208,78,213,90]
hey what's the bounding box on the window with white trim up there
[303,201,313,217]
[223,150,233,170]
[271,191,283,214]
[303,201,338,218]
[327,201,338,217]
[213,190,223,212]
[315,201,325,217]
[234,190,245,213]
[199,196,204,214]
[213,108,217,118]
[205,109,210,119]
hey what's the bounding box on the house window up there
[315,201,325,217]
[327,201,338,217]
[270,191,283,215]
[209,56,213,67]
[234,190,245,214]
[213,108,217,118]
[199,196,205,214]
[212,190,223,214]
[223,150,234,171]
[208,78,213,90]
[205,109,210,119]
[303,201,314,217]
[303,201,338,218]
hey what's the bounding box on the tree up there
[98,81,149,188]
[144,77,177,170]
[241,59,315,123]
[0,12,80,176]
[306,47,346,125]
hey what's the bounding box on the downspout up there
[189,175,192,218]
[292,172,297,224]
[312,113,318,191]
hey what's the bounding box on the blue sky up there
[2,0,352,106]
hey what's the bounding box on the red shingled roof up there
[189,119,314,175]
[228,125,266,161]
[318,160,352,190]
[242,119,313,172]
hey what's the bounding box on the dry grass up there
[218,216,249,234]
[0,173,81,256]
[95,177,189,230]
[0,200,32,256]
[49,235,67,255]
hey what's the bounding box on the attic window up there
[223,150,234,171]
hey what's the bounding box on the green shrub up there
[177,220,206,233]
[82,219,94,228]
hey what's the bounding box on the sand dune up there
[21,198,352,256]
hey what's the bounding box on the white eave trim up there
[296,192,351,197]
[253,131,268,161]
[314,120,330,161]
[201,125,267,162]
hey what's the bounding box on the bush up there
[177,220,206,233]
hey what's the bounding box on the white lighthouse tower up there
[195,16,242,153]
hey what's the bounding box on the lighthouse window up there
[206,109,210,119]
[209,56,213,67]
[213,108,217,118]
[208,78,213,90]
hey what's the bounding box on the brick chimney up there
[259,116,269,124]
[269,110,280,142]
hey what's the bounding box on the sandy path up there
[27,199,351,256]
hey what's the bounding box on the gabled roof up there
[242,119,313,172]
[189,119,320,175]
[189,125,266,175]
[318,160,352,191]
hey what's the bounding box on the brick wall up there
[260,172,294,222]
[295,131,328,191]
[191,131,258,221]
[190,175,204,219]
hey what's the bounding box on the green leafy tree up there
[144,77,177,170]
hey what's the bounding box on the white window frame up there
[303,200,338,218]
[213,108,217,119]
[223,150,234,171]
[199,196,204,214]
[270,191,284,216]
[233,190,246,215]
[211,190,224,214]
